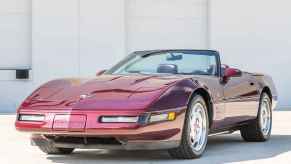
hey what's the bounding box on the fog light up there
[149,112,176,123]
[19,114,45,122]
[100,116,139,123]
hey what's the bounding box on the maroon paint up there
[15,69,277,146]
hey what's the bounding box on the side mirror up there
[96,70,106,76]
[223,68,242,81]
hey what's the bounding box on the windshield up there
[107,51,218,76]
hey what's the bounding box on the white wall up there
[33,0,126,81]
[79,0,126,76]
[0,0,127,112]
[1,0,290,112]
[210,0,291,107]
[0,0,32,112]
[126,0,208,52]
[0,0,31,69]
[32,0,80,84]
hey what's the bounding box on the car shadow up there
[46,134,291,164]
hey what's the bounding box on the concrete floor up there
[1,110,291,164]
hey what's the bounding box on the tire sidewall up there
[183,95,209,156]
[258,93,272,140]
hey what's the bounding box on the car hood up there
[21,75,187,111]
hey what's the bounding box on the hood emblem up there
[80,94,91,100]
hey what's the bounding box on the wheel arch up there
[255,86,273,117]
[189,88,214,128]
[261,86,272,103]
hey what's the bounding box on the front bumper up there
[31,134,180,150]
[16,108,186,150]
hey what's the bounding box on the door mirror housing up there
[96,70,107,76]
[223,68,242,81]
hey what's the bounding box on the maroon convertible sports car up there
[15,50,277,159]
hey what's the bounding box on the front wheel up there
[168,95,209,159]
[240,93,272,142]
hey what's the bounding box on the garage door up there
[0,0,31,80]
[126,0,208,53]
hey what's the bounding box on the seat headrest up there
[157,64,178,74]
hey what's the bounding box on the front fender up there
[148,79,201,112]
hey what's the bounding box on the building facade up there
[0,0,290,112]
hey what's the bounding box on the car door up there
[223,73,260,126]
[196,76,226,130]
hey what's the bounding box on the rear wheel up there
[37,141,74,155]
[168,95,209,159]
[240,93,272,141]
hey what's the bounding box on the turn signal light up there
[149,112,176,123]
[168,112,176,121]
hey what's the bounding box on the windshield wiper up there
[179,72,210,75]
[127,70,140,73]
[126,70,152,75]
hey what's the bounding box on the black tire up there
[168,95,209,159]
[37,141,74,155]
[240,93,272,142]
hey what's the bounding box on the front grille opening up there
[45,136,122,145]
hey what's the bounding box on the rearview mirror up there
[166,53,183,61]
[96,70,106,76]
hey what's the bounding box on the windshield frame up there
[105,50,221,77]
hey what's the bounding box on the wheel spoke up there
[189,102,207,151]
[259,97,271,136]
